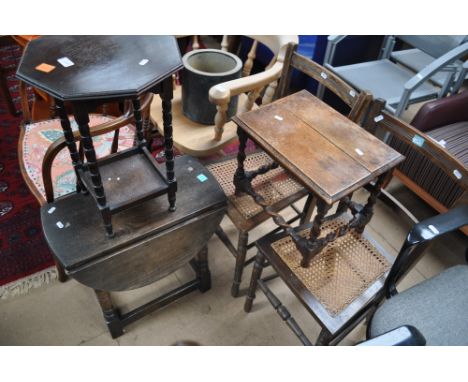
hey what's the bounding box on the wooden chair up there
[17,80,153,278]
[150,35,298,157]
[243,108,467,345]
[205,43,372,298]
[382,91,468,235]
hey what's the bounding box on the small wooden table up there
[234,90,405,345]
[41,156,227,338]
[233,89,404,266]
[16,36,183,237]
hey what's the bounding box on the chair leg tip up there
[244,299,253,313]
[231,284,240,298]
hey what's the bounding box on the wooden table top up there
[233,90,405,204]
[16,36,183,101]
[41,156,226,273]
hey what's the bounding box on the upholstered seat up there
[20,114,135,200]
[370,265,468,346]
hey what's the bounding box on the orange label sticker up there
[35,63,56,73]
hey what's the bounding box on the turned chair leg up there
[231,230,249,297]
[244,251,266,312]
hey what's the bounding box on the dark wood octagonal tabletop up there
[16,35,183,101]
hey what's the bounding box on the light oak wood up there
[152,35,298,156]
[151,86,255,156]
[242,40,258,77]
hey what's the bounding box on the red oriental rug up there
[0,41,57,298]
[0,39,250,299]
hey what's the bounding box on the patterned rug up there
[0,41,57,298]
[0,39,251,299]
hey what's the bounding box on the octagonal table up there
[16,36,183,237]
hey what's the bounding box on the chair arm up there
[327,35,347,44]
[385,205,468,297]
[406,204,468,245]
[410,90,468,132]
[404,42,468,92]
[323,35,347,66]
[209,61,283,105]
[358,326,426,346]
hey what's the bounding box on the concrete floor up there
[0,177,466,346]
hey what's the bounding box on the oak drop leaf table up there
[41,157,227,338]
[233,90,406,345]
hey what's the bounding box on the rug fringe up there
[0,267,57,300]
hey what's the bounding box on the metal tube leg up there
[94,290,124,339]
[244,251,265,312]
[231,230,249,297]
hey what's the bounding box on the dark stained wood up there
[17,36,183,236]
[42,156,226,338]
[41,156,226,291]
[253,220,394,337]
[161,77,177,212]
[16,36,183,102]
[233,90,404,204]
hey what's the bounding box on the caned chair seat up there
[20,114,136,200]
[256,216,393,336]
[206,151,306,228]
[370,265,468,346]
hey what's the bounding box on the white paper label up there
[453,169,462,179]
[355,148,364,156]
[48,207,56,214]
[428,225,439,234]
[57,57,74,67]
[374,115,384,123]
[320,72,328,79]
[438,139,447,147]
[139,59,149,66]
[56,221,64,229]
[274,115,283,121]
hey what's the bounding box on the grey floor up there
[0,177,466,345]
